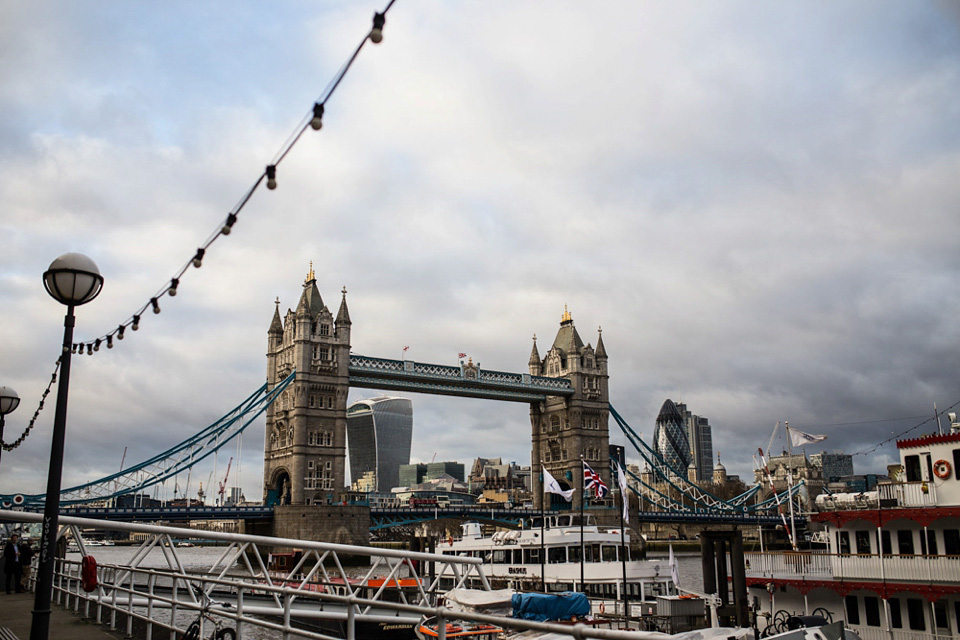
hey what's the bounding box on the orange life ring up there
[934,459,951,479]
[599,602,605,614]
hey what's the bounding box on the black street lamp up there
[0,386,21,467]
[31,253,102,640]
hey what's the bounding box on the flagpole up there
[540,463,546,592]
[580,455,585,594]
[618,466,628,624]
[784,421,797,550]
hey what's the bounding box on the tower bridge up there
[263,268,609,512]
[2,265,805,538]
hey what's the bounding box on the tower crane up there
[218,457,233,506]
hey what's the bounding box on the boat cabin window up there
[897,530,915,556]
[907,598,926,631]
[523,548,540,564]
[492,550,508,563]
[556,515,572,527]
[864,596,882,627]
[602,545,618,562]
[646,581,670,600]
[905,455,922,482]
[877,530,892,555]
[567,546,581,563]
[548,547,566,564]
[855,530,871,554]
[920,530,938,555]
[943,529,960,555]
[837,531,851,555]
[844,595,860,625]
[954,449,960,481]
[934,600,949,632]
[889,598,903,629]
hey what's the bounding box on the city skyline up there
[1,2,958,499]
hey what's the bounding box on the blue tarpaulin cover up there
[511,592,591,621]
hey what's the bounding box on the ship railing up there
[744,550,833,577]
[877,481,939,507]
[745,549,960,584]
[852,627,946,640]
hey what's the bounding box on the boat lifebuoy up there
[934,459,951,479]
[599,602,605,614]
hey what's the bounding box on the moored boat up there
[746,426,960,639]
[439,515,675,616]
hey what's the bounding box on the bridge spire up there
[336,286,351,327]
[528,334,541,371]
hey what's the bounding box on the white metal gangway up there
[0,510,676,640]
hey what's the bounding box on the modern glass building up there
[346,396,413,492]
[654,399,691,476]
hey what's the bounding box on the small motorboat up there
[415,616,504,639]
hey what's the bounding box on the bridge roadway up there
[55,504,793,529]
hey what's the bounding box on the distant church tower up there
[263,264,352,506]
[529,306,609,510]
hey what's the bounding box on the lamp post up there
[0,386,21,468]
[32,253,102,640]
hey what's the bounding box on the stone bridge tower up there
[529,307,609,510]
[263,265,351,506]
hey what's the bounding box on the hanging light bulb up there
[150,297,161,314]
[106,335,114,349]
[222,213,237,236]
[169,278,179,296]
[86,344,93,355]
[117,325,125,340]
[310,103,325,131]
[71,344,78,354]
[132,314,141,331]
[193,248,205,268]
[94,338,101,352]
[370,12,386,43]
[266,165,277,190]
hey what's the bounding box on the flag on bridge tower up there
[458,352,467,359]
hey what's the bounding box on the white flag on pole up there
[669,544,680,588]
[616,461,629,523]
[789,428,827,448]
[542,465,574,502]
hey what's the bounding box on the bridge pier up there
[700,530,748,627]
[242,504,370,554]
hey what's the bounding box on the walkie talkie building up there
[346,396,413,492]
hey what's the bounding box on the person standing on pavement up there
[3,533,22,593]
[18,538,33,592]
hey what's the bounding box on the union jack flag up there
[583,462,608,499]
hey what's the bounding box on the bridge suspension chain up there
[1,371,295,508]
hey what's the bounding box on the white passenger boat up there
[438,514,675,611]
[745,426,960,639]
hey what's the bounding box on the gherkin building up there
[653,399,691,475]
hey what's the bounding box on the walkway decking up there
[0,592,121,640]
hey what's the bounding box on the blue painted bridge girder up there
[348,355,574,402]
[36,505,798,529]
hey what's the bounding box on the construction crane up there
[218,457,233,506]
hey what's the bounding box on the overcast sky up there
[1,1,959,502]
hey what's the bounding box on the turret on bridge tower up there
[263,265,351,506]
[529,307,610,510]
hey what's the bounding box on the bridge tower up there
[263,265,351,506]
[529,307,609,510]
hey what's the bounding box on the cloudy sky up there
[2,1,959,502]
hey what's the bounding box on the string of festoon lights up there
[0,5,395,452]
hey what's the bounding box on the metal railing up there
[745,549,960,583]
[1,510,673,640]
